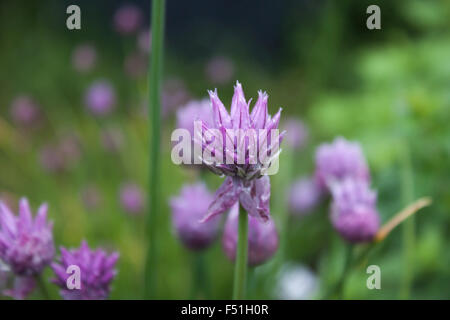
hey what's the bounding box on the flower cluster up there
[51,241,119,300]
[169,82,281,267]
[196,82,283,222]
[314,137,380,243]
[0,198,54,276]
[0,198,119,300]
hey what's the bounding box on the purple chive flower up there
[84,81,116,116]
[113,4,143,35]
[137,29,151,53]
[124,52,147,78]
[223,204,279,266]
[330,179,380,243]
[72,44,97,73]
[205,56,235,85]
[170,183,220,251]
[51,241,119,300]
[119,183,145,214]
[176,98,213,137]
[198,81,284,222]
[0,198,54,276]
[59,133,82,166]
[288,177,322,216]
[100,127,124,153]
[39,144,66,173]
[10,95,41,127]
[283,119,308,150]
[315,137,370,191]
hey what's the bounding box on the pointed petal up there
[230,81,245,120]
[18,198,33,230]
[208,89,232,129]
[250,91,268,129]
[34,203,48,229]
[0,202,17,237]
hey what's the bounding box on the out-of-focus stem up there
[232,204,248,300]
[36,274,50,300]
[144,0,165,300]
[400,144,414,299]
[190,252,210,299]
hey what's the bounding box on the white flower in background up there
[276,263,319,300]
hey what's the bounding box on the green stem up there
[144,0,165,299]
[190,252,210,299]
[232,204,248,300]
[400,144,414,299]
[35,275,50,300]
[323,244,353,299]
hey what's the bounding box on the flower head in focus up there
[330,179,380,243]
[196,81,284,181]
[197,81,283,222]
[51,240,119,300]
[170,183,220,250]
[222,203,278,266]
[113,4,143,35]
[0,198,54,276]
[84,81,116,116]
[315,137,370,191]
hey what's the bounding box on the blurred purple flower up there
[39,134,82,173]
[223,203,279,266]
[51,240,119,300]
[59,133,82,166]
[39,144,66,173]
[330,179,380,243]
[10,95,41,128]
[81,186,102,211]
[162,78,190,117]
[176,98,213,137]
[124,52,147,79]
[0,198,54,276]
[84,81,116,116]
[288,177,322,216]
[72,44,97,73]
[137,29,151,53]
[170,183,220,250]
[100,127,124,153]
[119,183,145,214]
[205,56,235,85]
[315,137,370,191]
[283,119,308,150]
[113,4,143,35]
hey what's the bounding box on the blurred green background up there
[0,0,449,299]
